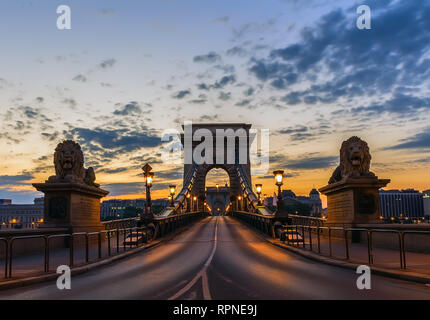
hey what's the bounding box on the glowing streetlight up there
[142,163,154,217]
[273,170,287,217]
[274,170,284,187]
[169,185,176,207]
[255,184,262,205]
[273,170,284,200]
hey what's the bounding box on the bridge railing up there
[288,214,326,227]
[102,217,139,230]
[279,224,430,270]
[230,211,277,237]
[156,164,199,217]
[0,211,207,282]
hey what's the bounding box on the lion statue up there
[328,136,375,184]
[48,140,99,187]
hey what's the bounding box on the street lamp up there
[255,184,262,205]
[186,193,191,212]
[237,195,242,211]
[169,185,176,207]
[193,196,197,211]
[273,170,284,196]
[273,170,287,217]
[142,163,154,217]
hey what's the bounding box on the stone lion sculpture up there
[328,136,375,184]
[48,140,99,187]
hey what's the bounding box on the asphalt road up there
[1,216,429,299]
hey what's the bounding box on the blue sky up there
[1,0,430,203]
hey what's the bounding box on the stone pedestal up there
[319,177,390,227]
[33,182,109,233]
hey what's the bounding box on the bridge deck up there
[1,216,429,299]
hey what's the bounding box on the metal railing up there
[102,217,139,230]
[280,225,430,270]
[1,211,207,281]
[4,226,144,279]
[288,214,326,227]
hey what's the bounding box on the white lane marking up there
[201,272,211,300]
[168,218,218,300]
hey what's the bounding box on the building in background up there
[424,190,430,217]
[264,189,323,216]
[379,189,424,219]
[0,199,12,205]
[100,198,170,220]
[100,199,146,220]
[0,198,44,230]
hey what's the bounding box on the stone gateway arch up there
[181,123,252,208]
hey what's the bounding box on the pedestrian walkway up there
[0,237,141,280]
[277,231,430,276]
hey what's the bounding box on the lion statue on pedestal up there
[48,140,99,187]
[328,136,375,184]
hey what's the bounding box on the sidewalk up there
[302,234,430,275]
[0,237,143,280]
[266,231,430,283]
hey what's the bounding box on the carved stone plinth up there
[319,177,390,227]
[33,182,109,233]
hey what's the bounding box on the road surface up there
[1,216,429,299]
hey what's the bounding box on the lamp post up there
[255,184,262,205]
[186,193,191,212]
[169,185,176,207]
[142,163,154,217]
[273,170,287,218]
[193,196,197,212]
[237,195,242,211]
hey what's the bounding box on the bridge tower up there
[181,123,253,210]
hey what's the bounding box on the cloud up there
[248,0,430,116]
[244,87,254,96]
[226,46,247,57]
[214,16,229,23]
[235,99,251,107]
[99,59,116,69]
[218,92,231,101]
[193,52,221,63]
[279,126,308,135]
[67,126,163,161]
[99,167,129,174]
[73,74,87,82]
[63,98,77,108]
[113,101,142,116]
[172,90,191,99]
[285,156,338,170]
[213,75,236,89]
[386,127,430,150]
[102,182,145,196]
[0,175,34,185]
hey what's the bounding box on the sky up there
[0,0,430,205]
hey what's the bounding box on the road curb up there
[0,220,203,291]
[235,218,430,285]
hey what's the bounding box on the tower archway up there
[181,123,253,210]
